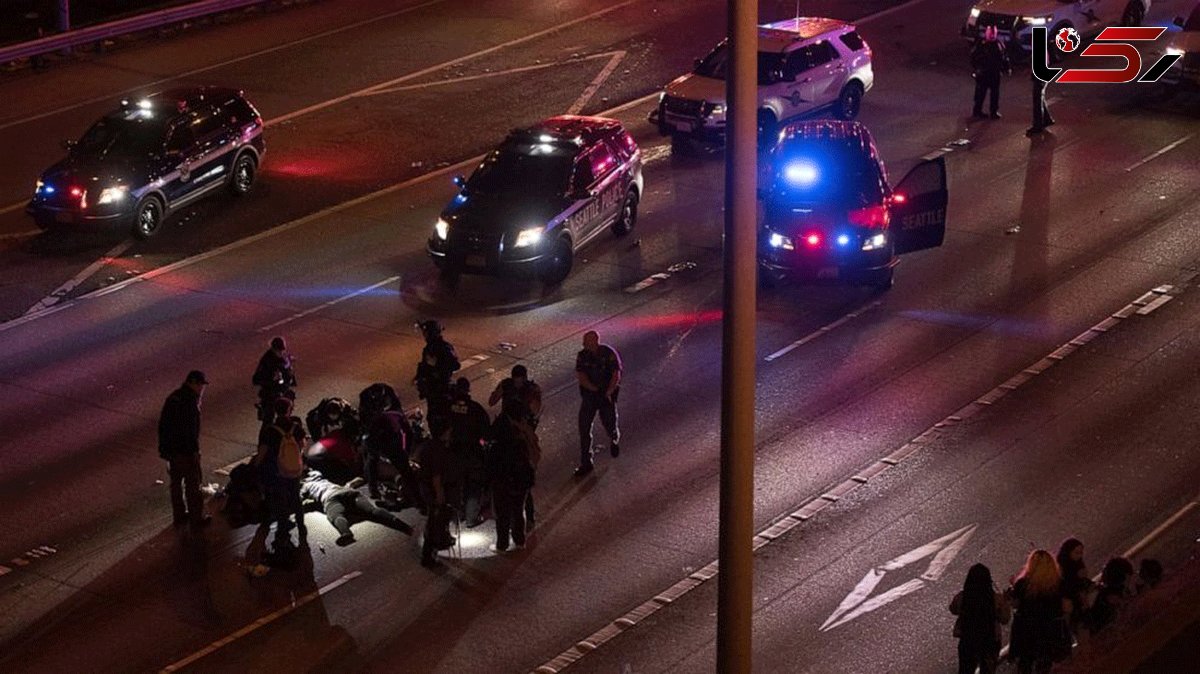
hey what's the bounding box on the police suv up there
[427,116,643,285]
[758,121,947,290]
[650,17,874,144]
[27,87,264,239]
[1162,3,1200,89]
[962,0,1151,58]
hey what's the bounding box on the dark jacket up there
[252,349,296,389]
[158,385,201,458]
[449,393,490,450]
[971,40,1010,82]
[255,415,306,480]
[414,338,460,399]
[488,414,536,492]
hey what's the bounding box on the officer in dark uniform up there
[971,26,1010,119]
[448,378,492,527]
[413,320,460,437]
[574,330,622,477]
[418,426,459,567]
[488,364,543,427]
[252,336,297,423]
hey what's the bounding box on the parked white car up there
[649,17,874,144]
[961,0,1151,58]
[1162,2,1200,89]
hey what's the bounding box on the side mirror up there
[452,175,466,188]
[1173,16,1184,27]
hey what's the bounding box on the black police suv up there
[427,115,644,285]
[757,120,947,290]
[27,86,265,239]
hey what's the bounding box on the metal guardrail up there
[0,0,274,64]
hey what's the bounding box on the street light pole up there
[717,0,757,671]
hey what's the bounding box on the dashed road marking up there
[159,571,362,672]
[1124,133,1195,173]
[533,280,1185,673]
[23,239,133,315]
[567,50,626,115]
[256,275,400,332]
[764,301,882,362]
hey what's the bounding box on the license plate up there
[55,211,74,223]
[817,266,839,279]
[465,254,486,267]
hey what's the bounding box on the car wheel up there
[836,82,864,121]
[540,237,573,285]
[757,109,778,147]
[612,189,638,236]
[867,267,894,292]
[229,154,256,196]
[1120,1,1144,26]
[132,196,165,239]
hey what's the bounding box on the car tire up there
[867,267,894,292]
[757,109,778,147]
[540,236,573,285]
[132,196,165,239]
[1120,1,1145,26]
[612,189,638,236]
[229,153,257,196]
[836,82,864,121]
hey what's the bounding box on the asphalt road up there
[1,0,1199,672]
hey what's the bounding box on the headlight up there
[96,186,128,205]
[1166,46,1186,57]
[434,217,449,240]
[658,92,665,103]
[35,179,45,194]
[707,103,725,117]
[1025,16,1050,26]
[969,8,981,18]
[861,233,887,251]
[514,226,544,248]
[768,232,795,250]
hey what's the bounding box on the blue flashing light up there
[836,234,850,247]
[454,193,467,204]
[43,184,55,194]
[783,160,818,187]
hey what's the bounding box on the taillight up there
[848,204,889,229]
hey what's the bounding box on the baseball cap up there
[186,370,209,385]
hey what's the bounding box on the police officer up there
[413,320,460,436]
[488,364,543,427]
[158,370,211,529]
[448,378,492,527]
[574,330,622,477]
[418,426,459,567]
[971,26,1010,119]
[252,336,297,423]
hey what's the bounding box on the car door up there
[793,41,842,110]
[161,116,196,205]
[890,156,948,255]
[182,105,235,194]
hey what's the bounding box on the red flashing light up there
[849,204,890,229]
[805,233,822,247]
[69,187,83,197]
[892,193,907,204]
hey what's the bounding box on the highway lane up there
[1,0,1200,672]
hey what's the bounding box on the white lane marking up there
[0,201,29,216]
[820,524,977,632]
[460,353,491,368]
[0,228,40,240]
[0,564,10,576]
[764,301,882,362]
[256,275,400,332]
[534,278,1187,673]
[159,571,362,672]
[266,0,642,127]
[623,272,670,293]
[1124,133,1195,172]
[363,52,620,96]
[566,50,627,115]
[23,239,133,315]
[0,0,451,132]
[0,92,661,336]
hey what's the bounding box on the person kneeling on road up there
[300,469,413,546]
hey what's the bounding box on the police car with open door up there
[757,121,947,290]
[427,116,643,285]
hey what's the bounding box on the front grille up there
[663,95,704,118]
[450,228,500,253]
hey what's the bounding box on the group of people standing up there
[969,26,1055,137]
[156,320,626,570]
[950,538,1163,674]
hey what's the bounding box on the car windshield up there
[693,42,785,86]
[1186,6,1200,30]
[770,143,885,208]
[468,148,573,195]
[76,116,167,158]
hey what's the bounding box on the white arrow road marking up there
[820,523,976,631]
[23,239,134,315]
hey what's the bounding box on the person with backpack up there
[950,563,1011,674]
[158,370,211,529]
[254,396,309,548]
[488,397,539,552]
